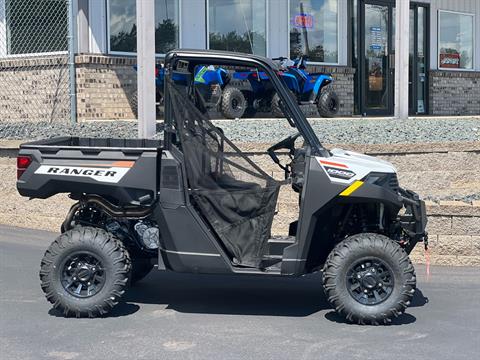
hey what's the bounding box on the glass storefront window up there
[208,0,266,56]
[109,0,179,54]
[289,0,338,63]
[438,11,474,70]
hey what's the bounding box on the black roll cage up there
[163,49,330,158]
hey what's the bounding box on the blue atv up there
[229,69,275,117]
[193,65,250,119]
[271,56,339,118]
[134,64,249,119]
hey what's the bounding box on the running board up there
[267,236,296,256]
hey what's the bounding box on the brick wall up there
[430,70,480,116]
[410,202,480,266]
[0,55,70,122]
[306,65,356,116]
[75,55,138,121]
[74,55,356,121]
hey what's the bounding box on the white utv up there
[16,50,427,324]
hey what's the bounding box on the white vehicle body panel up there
[316,148,397,185]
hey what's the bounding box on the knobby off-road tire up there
[322,233,416,325]
[221,86,247,119]
[271,91,297,118]
[271,93,284,118]
[40,227,131,318]
[317,85,339,117]
[130,257,154,285]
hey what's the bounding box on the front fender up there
[314,75,333,96]
[337,182,403,210]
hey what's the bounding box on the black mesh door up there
[167,78,280,267]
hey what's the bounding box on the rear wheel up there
[221,86,246,119]
[322,233,416,325]
[317,86,339,117]
[39,226,131,318]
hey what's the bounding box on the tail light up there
[17,155,32,179]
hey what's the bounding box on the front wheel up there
[271,93,284,118]
[322,233,416,325]
[317,86,339,117]
[39,227,131,318]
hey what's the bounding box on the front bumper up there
[398,188,428,252]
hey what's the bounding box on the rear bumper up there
[398,189,428,251]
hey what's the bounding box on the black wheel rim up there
[232,98,239,110]
[60,252,106,298]
[346,258,394,306]
[329,98,337,112]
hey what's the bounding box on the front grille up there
[369,173,399,193]
[389,174,399,192]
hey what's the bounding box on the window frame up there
[287,0,340,66]
[106,0,182,57]
[437,9,475,71]
[0,0,68,58]
[205,0,269,57]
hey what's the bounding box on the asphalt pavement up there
[1,225,479,360]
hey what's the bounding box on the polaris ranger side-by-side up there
[16,50,427,324]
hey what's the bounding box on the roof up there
[164,49,278,70]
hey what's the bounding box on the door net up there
[167,78,280,267]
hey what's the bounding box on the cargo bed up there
[17,137,163,205]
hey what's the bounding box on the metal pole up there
[136,0,156,139]
[68,0,77,124]
[394,0,410,119]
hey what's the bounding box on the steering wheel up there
[267,133,301,175]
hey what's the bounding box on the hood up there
[330,148,397,173]
[316,148,397,184]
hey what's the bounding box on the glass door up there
[360,1,394,116]
[409,4,429,115]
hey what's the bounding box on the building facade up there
[1,0,479,121]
